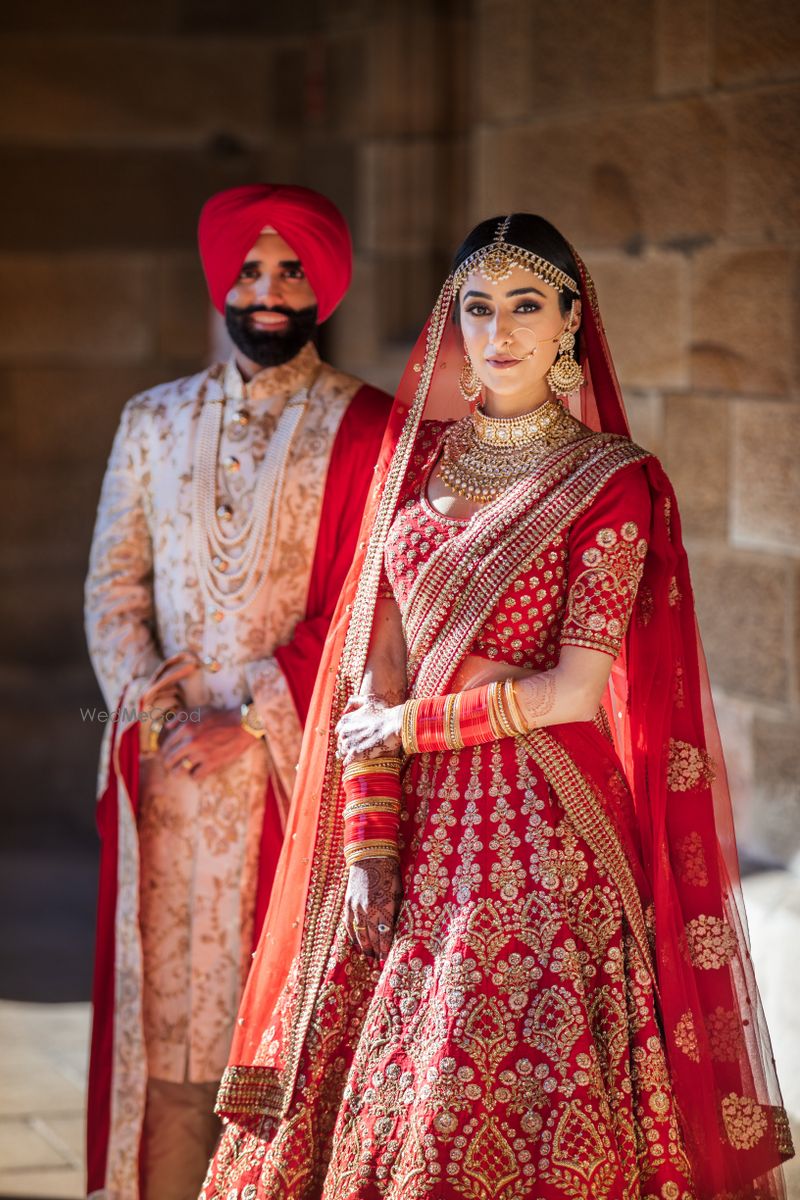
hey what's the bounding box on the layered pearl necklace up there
[191,373,315,617]
[439,396,583,503]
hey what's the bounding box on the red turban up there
[197,184,352,323]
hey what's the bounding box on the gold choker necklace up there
[439,397,583,503]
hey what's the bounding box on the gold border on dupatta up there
[269,279,456,1119]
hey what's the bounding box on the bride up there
[201,214,792,1199]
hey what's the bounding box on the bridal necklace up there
[439,396,583,503]
[191,371,317,617]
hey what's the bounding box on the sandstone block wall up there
[0,0,797,862]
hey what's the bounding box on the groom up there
[84,184,390,1199]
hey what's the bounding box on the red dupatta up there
[220,255,792,1197]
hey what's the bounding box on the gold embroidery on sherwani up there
[86,344,362,1193]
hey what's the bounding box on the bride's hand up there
[336,693,403,764]
[344,856,403,962]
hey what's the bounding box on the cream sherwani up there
[85,343,389,1198]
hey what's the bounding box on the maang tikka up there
[546,303,584,397]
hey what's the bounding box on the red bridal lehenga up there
[201,256,793,1200]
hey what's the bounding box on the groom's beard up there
[225,303,318,368]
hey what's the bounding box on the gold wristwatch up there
[240,700,266,740]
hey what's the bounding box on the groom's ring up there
[181,757,194,771]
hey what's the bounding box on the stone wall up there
[0,0,798,859]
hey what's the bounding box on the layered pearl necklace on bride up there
[191,372,315,617]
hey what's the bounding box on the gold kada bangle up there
[503,677,528,735]
[487,680,514,739]
[401,698,421,755]
[342,757,402,780]
[344,841,401,866]
[342,798,402,821]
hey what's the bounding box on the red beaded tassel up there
[342,758,402,867]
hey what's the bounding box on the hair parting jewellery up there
[453,216,578,295]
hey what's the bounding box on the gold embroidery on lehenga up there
[460,1117,520,1196]
[547,1101,617,1196]
[667,739,716,792]
[207,733,705,1198]
[685,915,737,970]
[521,732,657,987]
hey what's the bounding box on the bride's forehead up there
[460,264,559,300]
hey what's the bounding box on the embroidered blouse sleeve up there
[560,461,651,659]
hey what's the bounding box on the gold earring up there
[459,353,482,404]
[546,328,584,397]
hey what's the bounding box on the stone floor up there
[0,1002,87,1197]
[0,871,799,1197]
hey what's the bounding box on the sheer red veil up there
[224,223,791,1196]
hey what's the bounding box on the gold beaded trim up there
[453,216,578,296]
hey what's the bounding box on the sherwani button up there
[216,503,233,521]
[203,656,221,672]
[208,607,224,623]
[212,555,229,572]
[232,408,250,427]
[223,456,240,473]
